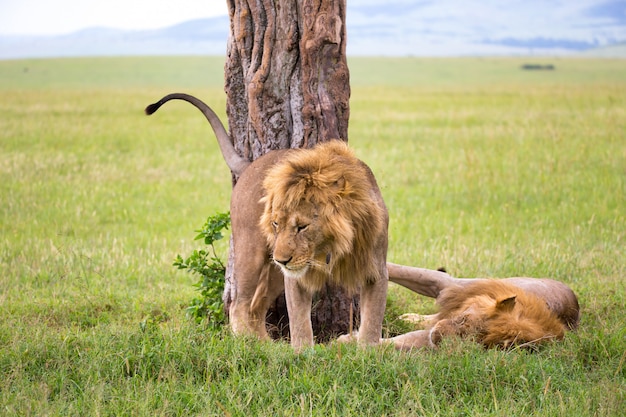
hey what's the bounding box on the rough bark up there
[222,0,356,342]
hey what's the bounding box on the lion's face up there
[435,281,566,348]
[267,200,334,280]
[258,141,386,293]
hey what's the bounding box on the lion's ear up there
[496,295,517,312]
[331,176,346,193]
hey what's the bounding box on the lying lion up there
[147,94,389,350]
[383,264,580,350]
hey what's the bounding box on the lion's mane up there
[435,280,566,348]
[259,141,387,292]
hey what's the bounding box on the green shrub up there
[173,212,231,327]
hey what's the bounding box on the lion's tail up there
[145,93,250,176]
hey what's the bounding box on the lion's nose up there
[274,256,292,266]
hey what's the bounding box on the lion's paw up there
[336,331,359,344]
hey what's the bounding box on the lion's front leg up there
[357,274,388,346]
[383,329,435,350]
[284,276,314,351]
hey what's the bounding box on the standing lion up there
[147,94,389,350]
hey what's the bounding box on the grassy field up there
[0,56,625,416]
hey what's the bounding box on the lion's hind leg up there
[230,251,274,340]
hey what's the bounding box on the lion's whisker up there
[307,259,331,274]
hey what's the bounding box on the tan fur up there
[386,263,581,330]
[147,94,575,353]
[260,141,386,292]
[231,140,389,350]
[388,280,566,350]
[146,95,389,351]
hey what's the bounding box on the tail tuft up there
[144,102,162,115]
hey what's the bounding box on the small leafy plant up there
[173,212,231,327]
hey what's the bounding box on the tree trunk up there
[222,0,356,342]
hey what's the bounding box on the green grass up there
[1,56,625,416]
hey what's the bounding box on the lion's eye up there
[271,221,279,230]
[297,224,309,233]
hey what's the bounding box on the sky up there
[0,0,228,36]
[0,0,623,46]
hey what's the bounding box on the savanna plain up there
[0,56,624,416]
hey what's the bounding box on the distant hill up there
[579,42,626,57]
[1,2,625,59]
[345,1,626,57]
[0,16,230,59]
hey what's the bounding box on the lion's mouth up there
[275,262,309,279]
